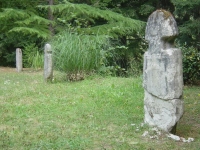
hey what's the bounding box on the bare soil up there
[0,67,16,73]
[0,67,42,73]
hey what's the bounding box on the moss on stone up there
[158,9,172,19]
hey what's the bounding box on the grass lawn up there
[0,67,200,149]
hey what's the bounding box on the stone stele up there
[16,48,23,72]
[143,10,184,133]
[44,43,53,82]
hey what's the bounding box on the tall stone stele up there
[44,43,53,82]
[143,10,184,133]
[16,48,23,72]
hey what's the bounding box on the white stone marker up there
[44,43,53,82]
[16,48,22,72]
[143,10,184,133]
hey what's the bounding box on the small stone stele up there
[16,48,23,72]
[44,43,53,82]
[143,10,184,133]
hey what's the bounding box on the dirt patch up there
[0,67,16,73]
[0,67,42,73]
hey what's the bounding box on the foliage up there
[98,45,128,76]
[52,32,145,78]
[38,0,145,37]
[0,3,51,66]
[171,0,200,84]
[125,37,147,77]
[0,8,51,39]
[99,37,146,77]
[39,1,147,77]
[182,46,200,84]
[51,31,110,80]
[23,44,44,70]
[90,0,174,21]
[171,0,200,48]
[3,52,16,65]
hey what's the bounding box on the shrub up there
[3,52,16,66]
[182,46,200,84]
[23,44,44,70]
[98,45,128,76]
[98,39,146,77]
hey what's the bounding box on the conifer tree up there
[38,0,146,37]
[0,0,52,65]
[38,0,146,75]
[171,0,200,48]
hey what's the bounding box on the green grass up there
[0,68,200,149]
[51,31,109,75]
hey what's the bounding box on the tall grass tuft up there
[23,44,44,70]
[51,31,109,80]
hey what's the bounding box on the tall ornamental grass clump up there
[51,31,109,80]
[23,44,44,70]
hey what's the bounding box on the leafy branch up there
[38,0,146,37]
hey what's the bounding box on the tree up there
[48,0,54,36]
[171,0,200,48]
[38,0,146,75]
[39,1,145,36]
[0,0,51,66]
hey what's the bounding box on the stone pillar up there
[16,48,22,72]
[143,10,184,133]
[44,43,53,82]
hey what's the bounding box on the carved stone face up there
[145,10,178,53]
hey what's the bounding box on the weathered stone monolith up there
[143,10,184,133]
[44,43,53,82]
[16,48,22,72]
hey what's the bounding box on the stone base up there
[144,90,184,132]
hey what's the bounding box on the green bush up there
[182,46,200,84]
[126,39,146,77]
[23,44,44,70]
[98,45,128,76]
[3,52,16,66]
[98,40,145,77]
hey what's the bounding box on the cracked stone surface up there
[143,10,184,132]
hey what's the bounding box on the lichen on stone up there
[158,9,172,19]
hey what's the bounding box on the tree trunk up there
[48,0,54,36]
